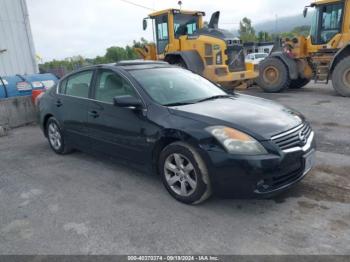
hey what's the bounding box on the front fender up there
[165,51,205,75]
[270,52,299,80]
[329,43,350,74]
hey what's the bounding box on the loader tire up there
[257,57,290,93]
[289,78,311,89]
[332,56,350,97]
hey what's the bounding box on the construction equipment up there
[135,9,257,88]
[257,0,350,97]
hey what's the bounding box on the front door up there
[155,14,169,55]
[87,69,148,164]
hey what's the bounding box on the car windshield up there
[130,68,228,106]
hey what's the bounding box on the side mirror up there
[113,95,143,109]
[303,7,308,18]
[143,19,148,31]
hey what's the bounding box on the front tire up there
[46,117,72,155]
[257,57,290,93]
[159,142,212,205]
[332,56,350,97]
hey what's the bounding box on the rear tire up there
[289,78,311,89]
[46,117,72,155]
[332,56,350,97]
[257,57,290,93]
[159,142,212,205]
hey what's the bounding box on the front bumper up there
[202,133,316,198]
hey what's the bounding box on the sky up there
[27,0,308,62]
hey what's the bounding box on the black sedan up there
[38,61,316,204]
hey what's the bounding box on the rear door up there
[55,70,95,149]
[87,68,148,163]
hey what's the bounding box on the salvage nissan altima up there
[38,61,316,204]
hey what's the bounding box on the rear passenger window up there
[65,71,93,98]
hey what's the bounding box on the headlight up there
[206,126,267,155]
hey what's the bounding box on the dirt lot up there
[0,83,349,255]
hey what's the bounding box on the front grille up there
[225,45,246,72]
[257,167,304,193]
[271,167,303,188]
[271,122,312,151]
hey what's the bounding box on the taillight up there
[16,81,32,91]
[31,81,44,89]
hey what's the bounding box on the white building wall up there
[0,0,38,76]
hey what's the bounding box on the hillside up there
[254,13,312,33]
[230,13,313,35]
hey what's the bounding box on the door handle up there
[56,100,63,107]
[88,110,99,118]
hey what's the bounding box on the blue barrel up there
[0,73,58,99]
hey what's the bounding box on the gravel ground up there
[0,83,349,255]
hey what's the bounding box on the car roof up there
[115,60,171,71]
[61,61,174,79]
[98,60,172,71]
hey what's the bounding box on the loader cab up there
[144,9,204,56]
[305,1,345,47]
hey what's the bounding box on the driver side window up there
[94,70,137,104]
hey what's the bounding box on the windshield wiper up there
[164,101,195,107]
[164,95,233,106]
[196,95,233,103]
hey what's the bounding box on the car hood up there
[168,94,304,140]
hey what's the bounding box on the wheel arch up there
[43,114,54,137]
[151,129,201,175]
[269,52,299,80]
[164,51,205,75]
[330,44,350,75]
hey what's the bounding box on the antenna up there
[178,1,182,10]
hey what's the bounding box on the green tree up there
[132,37,149,48]
[104,46,129,62]
[126,45,138,60]
[292,25,311,37]
[257,31,272,42]
[280,25,311,39]
[39,38,151,72]
[239,17,256,43]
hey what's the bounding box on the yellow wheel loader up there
[258,0,350,97]
[135,9,258,88]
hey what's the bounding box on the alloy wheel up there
[164,153,197,197]
[48,122,62,151]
